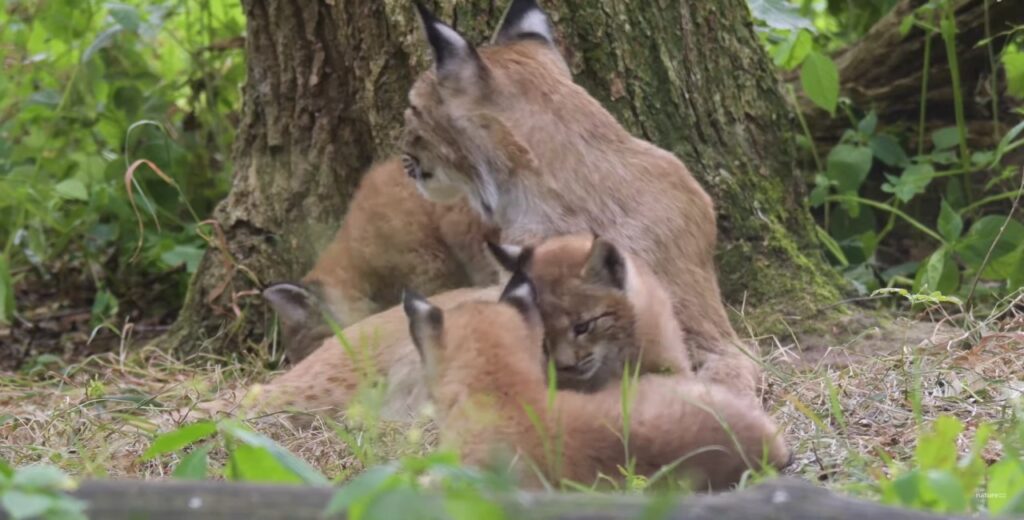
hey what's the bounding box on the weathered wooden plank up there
[0,477,969,520]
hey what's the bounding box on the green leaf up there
[915,247,959,295]
[107,3,141,32]
[747,0,815,31]
[54,179,88,201]
[881,163,934,203]
[955,216,1024,280]
[773,29,813,70]
[869,134,909,167]
[160,245,205,273]
[858,111,878,136]
[323,464,400,518]
[226,444,305,484]
[1003,48,1024,99]
[142,421,217,460]
[826,144,873,193]
[1,490,53,520]
[218,421,329,485]
[899,14,915,37]
[937,200,962,243]
[931,126,960,151]
[11,465,74,491]
[915,416,962,470]
[997,120,1024,159]
[0,255,14,324]
[801,51,839,116]
[172,445,211,480]
[923,470,967,512]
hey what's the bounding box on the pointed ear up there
[581,238,628,290]
[496,0,555,45]
[487,241,534,273]
[500,270,539,322]
[415,2,484,86]
[263,283,320,327]
[402,288,444,357]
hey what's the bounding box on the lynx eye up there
[572,320,594,336]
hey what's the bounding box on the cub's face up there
[538,278,636,392]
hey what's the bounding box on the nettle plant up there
[750,0,1024,305]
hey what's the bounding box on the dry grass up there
[1,294,1022,497]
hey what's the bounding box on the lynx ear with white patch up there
[499,270,540,322]
[496,0,555,45]
[415,2,484,85]
[581,237,629,290]
[487,241,534,273]
[402,288,444,357]
[263,283,320,328]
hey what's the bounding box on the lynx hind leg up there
[437,205,502,287]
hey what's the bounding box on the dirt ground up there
[1,297,1021,496]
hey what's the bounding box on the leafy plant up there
[0,461,86,520]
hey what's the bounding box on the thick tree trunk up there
[160,0,844,356]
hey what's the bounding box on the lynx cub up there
[488,234,691,392]
[263,157,499,363]
[402,273,790,489]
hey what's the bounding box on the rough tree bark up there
[159,0,844,356]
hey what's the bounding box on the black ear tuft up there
[402,288,443,354]
[500,269,539,319]
[414,2,481,78]
[263,282,319,326]
[487,241,534,273]
[581,238,627,290]
[496,0,555,45]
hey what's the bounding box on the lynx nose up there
[552,347,576,370]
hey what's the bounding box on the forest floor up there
[1,297,1022,497]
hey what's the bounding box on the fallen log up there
[2,477,973,520]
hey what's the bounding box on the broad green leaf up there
[107,3,141,32]
[916,416,962,470]
[142,421,217,460]
[801,51,839,115]
[11,465,74,490]
[858,111,878,136]
[923,470,967,512]
[937,200,962,243]
[931,126,960,151]
[54,179,88,201]
[82,25,123,63]
[915,248,959,295]
[869,134,909,167]
[218,421,329,485]
[881,163,934,203]
[956,216,1024,280]
[899,14,915,37]
[445,493,507,520]
[1003,48,1024,98]
[172,445,211,480]
[747,0,815,31]
[826,144,873,193]
[1,490,53,520]
[809,174,831,207]
[226,444,304,485]
[160,245,205,273]
[983,456,1024,513]
[773,29,813,70]
[323,464,400,518]
[997,120,1024,158]
[0,255,14,324]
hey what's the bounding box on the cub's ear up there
[499,269,539,322]
[414,2,484,86]
[487,241,534,273]
[496,0,555,45]
[581,237,628,290]
[402,288,444,357]
[263,283,320,328]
